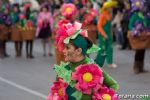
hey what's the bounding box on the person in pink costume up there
[36,3,53,56]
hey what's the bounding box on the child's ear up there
[76,48,82,55]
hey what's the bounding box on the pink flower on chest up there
[72,64,104,94]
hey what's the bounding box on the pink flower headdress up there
[56,21,88,52]
[60,3,77,18]
[47,78,68,100]
[72,64,104,94]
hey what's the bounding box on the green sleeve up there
[103,69,119,91]
[146,18,150,27]
[29,15,36,27]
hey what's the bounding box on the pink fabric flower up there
[47,78,68,100]
[93,85,118,100]
[83,8,98,26]
[56,26,68,51]
[56,21,88,52]
[72,64,104,94]
[27,20,33,27]
[57,18,70,28]
[61,3,77,18]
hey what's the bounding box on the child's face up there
[13,7,18,12]
[42,7,48,13]
[63,43,80,62]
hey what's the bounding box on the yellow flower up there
[58,88,63,96]
[102,94,111,100]
[66,7,72,13]
[136,1,140,6]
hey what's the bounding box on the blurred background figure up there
[36,2,53,57]
[128,0,148,74]
[11,3,23,57]
[95,0,118,68]
[121,1,131,50]
[112,9,124,49]
[0,4,11,58]
[20,2,36,58]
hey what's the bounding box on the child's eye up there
[65,45,69,49]
[66,46,69,49]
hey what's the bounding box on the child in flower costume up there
[54,3,78,65]
[80,1,98,44]
[19,3,36,58]
[47,21,119,100]
[11,3,23,57]
[95,0,118,68]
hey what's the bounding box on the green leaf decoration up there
[71,91,82,100]
[64,37,71,44]
[54,62,72,84]
[69,81,76,88]
[87,44,101,54]
[71,29,82,39]
[85,56,94,64]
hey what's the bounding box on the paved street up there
[0,40,150,100]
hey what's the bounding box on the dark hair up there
[85,37,93,49]
[25,7,31,20]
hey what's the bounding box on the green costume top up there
[55,56,119,100]
[146,17,150,27]
[128,12,147,30]
[20,14,36,28]
[10,12,20,25]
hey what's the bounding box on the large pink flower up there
[60,3,77,18]
[57,18,70,28]
[72,64,104,94]
[47,78,68,100]
[92,85,118,100]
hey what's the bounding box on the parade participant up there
[112,9,124,49]
[20,3,35,58]
[54,3,78,65]
[128,0,148,74]
[95,0,118,67]
[121,1,131,50]
[37,2,53,56]
[80,1,98,44]
[0,4,11,58]
[11,3,23,57]
[47,21,119,100]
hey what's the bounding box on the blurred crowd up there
[0,0,149,61]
